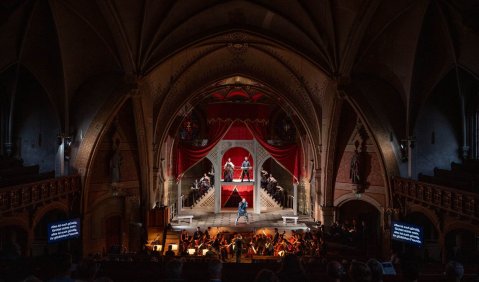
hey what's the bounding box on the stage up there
[171,209,313,233]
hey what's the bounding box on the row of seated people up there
[3,250,476,281]
[418,160,479,193]
[260,169,287,206]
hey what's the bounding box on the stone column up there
[313,169,321,221]
[293,183,298,216]
[321,205,335,226]
[177,179,182,215]
[254,164,260,214]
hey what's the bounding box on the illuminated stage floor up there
[171,209,314,233]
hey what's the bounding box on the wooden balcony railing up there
[0,175,81,215]
[392,177,479,222]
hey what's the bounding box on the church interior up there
[1,0,479,281]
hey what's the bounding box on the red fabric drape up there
[245,121,300,182]
[176,120,233,179]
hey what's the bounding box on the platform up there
[172,209,313,233]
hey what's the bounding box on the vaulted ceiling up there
[1,0,479,143]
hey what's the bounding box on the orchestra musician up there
[267,174,278,193]
[223,157,234,182]
[193,226,203,242]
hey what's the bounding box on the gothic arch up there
[405,204,441,233]
[74,92,131,213]
[151,31,325,171]
[32,202,69,228]
[334,193,383,213]
[443,221,479,236]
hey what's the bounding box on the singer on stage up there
[223,157,234,182]
[235,198,249,225]
[241,156,251,182]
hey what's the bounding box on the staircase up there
[192,187,282,210]
[260,188,282,210]
[193,187,214,209]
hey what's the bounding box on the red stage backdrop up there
[221,185,253,208]
[221,147,254,180]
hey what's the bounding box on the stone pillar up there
[321,205,335,226]
[254,164,260,214]
[313,169,321,221]
[177,179,182,215]
[215,180,221,214]
[293,183,298,216]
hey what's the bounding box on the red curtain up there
[176,120,233,179]
[245,121,300,182]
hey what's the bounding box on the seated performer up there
[200,173,210,187]
[267,174,278,193]
[235,198,249,225]
[260,167,269,189]
[241,156,251,182]
[223,157,234,182]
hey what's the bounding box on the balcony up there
[0,175,81,215]
[392,177,479,222]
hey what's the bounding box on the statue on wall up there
[110,138,122,183]
[350,149,361,184]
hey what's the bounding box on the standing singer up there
[241,156,251,182]
[223,157,234,182]
[235,198,249,225]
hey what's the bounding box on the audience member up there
[348,260,372,282]
[164,258,184,281]
[165,245,175,257]
[327,260,346,282]
[367,259,384,282]
[276,254,308,282]
[47,253,76,282]
[208,258,223,282]
[255,269,280,282]
[445,261,464,282]
[400,260,420,282]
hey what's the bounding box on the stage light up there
[187,248,196,255]
[153,244,163,252]
[202,249,208,256]
[171,244,178,251]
